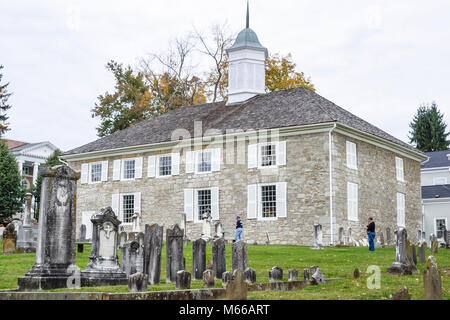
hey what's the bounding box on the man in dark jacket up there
[366,217,376,251]
[235,216,243,241]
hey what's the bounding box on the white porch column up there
[17,160,24,176]
[32,162,39,186]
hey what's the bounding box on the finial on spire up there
[246,0,249,29]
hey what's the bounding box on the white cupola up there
[226,1,268,105]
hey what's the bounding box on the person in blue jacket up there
[235,216,243,241]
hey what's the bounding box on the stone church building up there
[61,10,427,245]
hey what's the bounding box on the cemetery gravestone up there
[430,234,438,254]
[390,286,411,300]
[18,165,80,290]
[232,240,248,272]
[176,270,191,290]
[225,269,247,300]
[192,238,207,280]
[202,269,215,288]
[353,268,360,279]
[418,243,426,264]
[303,268,310,281]
[423,256,442,300]
[222,271,233,287]
[79,224,87,241]
[386,228,391,244]
[128,272,148,293]
[16,193,37,253]
[166,224,184,283]
[81,207,127,285]
[244,267,256,284]
[379,231,385,247]
[311,268,325,285]
[269,266,283,282]
[215,222,225,239]
[387,228,411,275]
[143,224,163,285]
[212,238,226,279]
[312,224,324,249]
[2,224,17,254]
[288,269,298,281]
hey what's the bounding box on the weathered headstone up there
[176,270,191,289]
[166,224,184,283]
[81,207,127,284]
[406,240,419,274]
[430,234,438,254]
[192,238,207,280]
[212,238,226,279]
[379,231,385,247]
[353,268,360,279]
[18,165,80,290]
[16,193,37,253]
[122,241,142,276]
[390,286,411,300]
[222,271,233,287]
[418,242,426,264]
[225,269,247,300]
[201,211,212,241]
[2,223,17,254]
[269,266,283,282]
[387,228,411,275]
[202,269,215,288]
[244,267,256,284]
[303,268,310,281]
[215,222,225,239]
[444,227,449,249]
[143,224,163,285]
[119,232,128,247]
[232,240,248,272]
[386,227,391,244]
[128,272,148,292]
[131,213,141,233]
[312,224,324,249]
[311,267,325,285]
[338,227,344,244]
[410,243,417,266]
[288,269,298,281]
[79,224,87,241]
[423,256,442,300]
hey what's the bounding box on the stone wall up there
[68,131,422,246]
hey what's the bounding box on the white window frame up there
[434,217,447,239]
[119,192,138,225]
[121,158,137,181]
[346,141,357,170]
[258,142,278,169]
[22,166,31,176]
[347,182,359,221]
[194,188,212,223]
[88,161,103,184]
[195,150,213,174]
[396,192,406,227]
[258,183,278,221]
[433,177,448,185]
[156,154,173,178]
[395,157,405,182]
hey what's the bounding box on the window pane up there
[123,195,135,223]
[124,159,135,179]
[197,189,211,220]
[91,163,102,182]
[436,219,446,238]
[261,144,276,167]
[261,185,277,218]
[159,155,172,176]
[198,152,212,172]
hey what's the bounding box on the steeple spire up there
[246,0,249,29]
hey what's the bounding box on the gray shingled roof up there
[421,150,450,169]
[63,87,422,156]
[422,184,450,199]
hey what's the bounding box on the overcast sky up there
[1,0,449,152]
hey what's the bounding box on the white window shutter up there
[135,157,143,179]
[113,160,121,181]
[184,189,194,222]
[212,148,221,172]
[186,151,194,173]
[147,156,156,178]
[347,182,358,221]
[277,141,286,166]
[211,187,219,220]
[101,161,108,182]
[172,153,180,175]
[247,184,258,219]
[397,193,405,227]
[396,157,404,181]
[112,194,120,216]
[276,182,287,218]
[134,192,141,214]
[80,163,89,184]
[248,144,258,168]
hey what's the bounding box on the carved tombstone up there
[390,286,411,300]
[81,207,127,282]
[2,223,17,254]
[176,270,191,289]
[17,193,37,253]
[312,224,324,249]
[406,240,418,274]
[418,242,426,264]
[202,269,215,288]
[201,211,212,241]
[18,166,80,290]
[79,224,87,241]
[387,228,411,275]
[192,238,207,280]
[423,256,442,300]
[386,228,391,244]
[379,231,385,247]
[288,269,298,281]
[244,267,256,284]
[269,266,283,282]
[128,272,148,292]
[215,222,225,239]
[232,240,248,272]
[225,269,247,300]
[143,224,163,285]
[122,241,141,277]
[338,227,344,245]
[430,234,438,254]
[212,238,226,279]
[166,224,184,283]
[222,271,233,287]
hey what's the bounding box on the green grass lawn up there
[0,240,448,300]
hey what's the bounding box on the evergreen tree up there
[0,140,25,224]
[32,149,63,220]
[0,65,12,137]
[409,102,450,152]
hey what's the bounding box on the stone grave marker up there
[202,269,215,288]
[390,286,411,300]
[128,272,148,292]
[232,240,248,272]
[387,228,411,275]
[418,242,426,264]
[430,234,438,254]
[16,193,37,253]
[311,267,325,285]
[353,268,360,279]
[406,240,418,274]
[269,266,283,282]
[225,269,247,300]
[222,271,233,287]
[79,224,87,241]
[143,224,163,285]
[2,224,17,254]
[379,231,385,247]
[303,268,310,280]
[215,222,225,239]
[244,267,256,284]
[338,227,344,244]
[423,256,442,300]
[166,224,184,283]
[192,238,207,280]
[213,238,226,279]
[288,269,298,281]
[176,270,191,290]
[386,227,391,244]
[18,165,80,290]
[312,224,324,249]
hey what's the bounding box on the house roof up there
[3,139,28,150]
[62,86,424,157]
[422,184,450,199]
[421,150,450,169]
